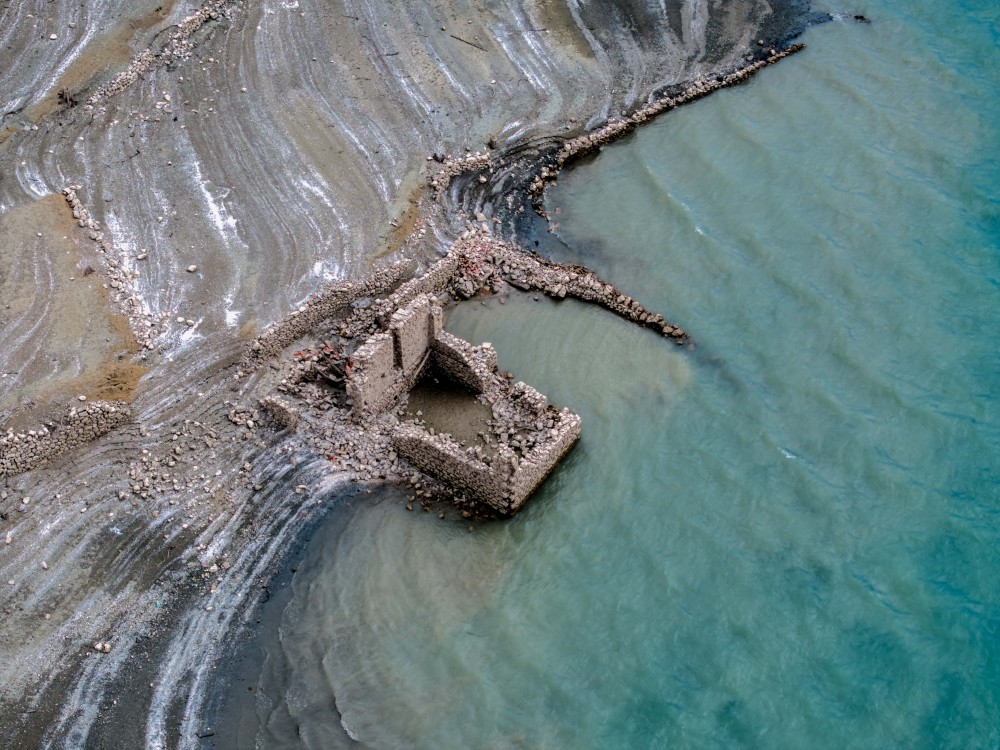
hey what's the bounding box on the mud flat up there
[0,1,823,746]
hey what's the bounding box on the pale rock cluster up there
[61,185,172,351]
[85,0,235,109]
[428,151,493,195]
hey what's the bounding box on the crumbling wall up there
[430,331,497,394]
[506,410,582,512]
[451,231,689,343]
[0,401,131,477]
[372,253,458,327]
[393,407,580,515]
[391,423,510,509]
[345,333,399,415]
[245,258,413,368]
[258,396,300,430]
[347,295,442,420]
[390,296,431,373]
[509,381,547,417]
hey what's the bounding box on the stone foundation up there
[391,405,580,516]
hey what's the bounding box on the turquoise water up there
[225,2,1000,747]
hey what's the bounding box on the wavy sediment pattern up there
[0,1,815,746]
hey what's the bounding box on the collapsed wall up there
[258,396,300,430]
[0,401,131,477]
[451,230,689,343]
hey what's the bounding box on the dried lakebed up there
[0,1,834,746]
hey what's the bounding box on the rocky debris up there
[124,414,254,502]
[61,185,172,351]
[529,44,806,195]
[84,0,236,109]
[0,401,131,477]
[428,150,493,195]
[450,227,690,344]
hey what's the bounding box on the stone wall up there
[347,294,443,419]
[0,401,131,477]
[391,423,510,508]
[506,410,581,513]
[392,407,581,516]
[345,333,399,416]
[430,331,497,394]
[372,253,458,328]
[390,296,431,372]
[244,258,413,368]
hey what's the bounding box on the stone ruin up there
[0,400,131,478]
[236,227,696,516]
[345,292,581,516]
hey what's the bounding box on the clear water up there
[224,2,1000,747]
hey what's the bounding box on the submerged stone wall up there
[452,230,689,344]
[392,405,581,516]
[506,410,581,513]
[0,401,131,477]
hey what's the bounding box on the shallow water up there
[218,1,1000,747]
